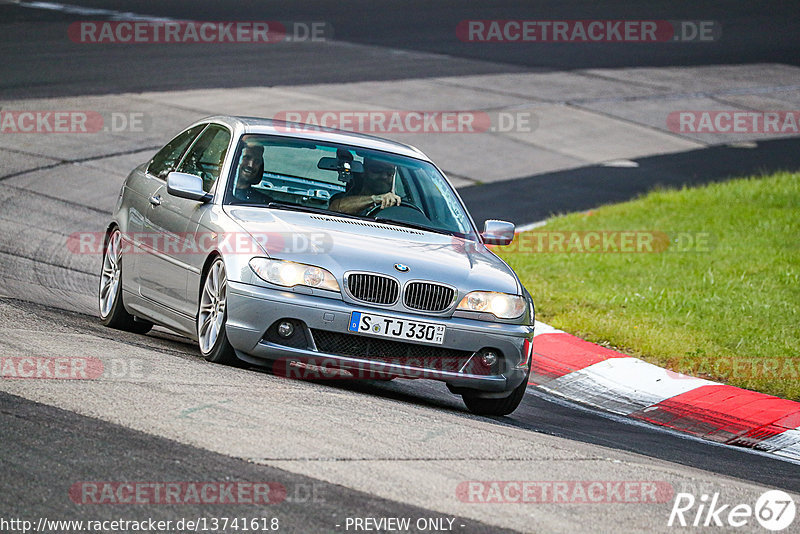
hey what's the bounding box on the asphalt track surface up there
[460,136,800,225]
[2,1,800,98]
[0,387,510,534]
[2,298,799,520]
[2,1,800,532]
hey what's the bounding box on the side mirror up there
[166,172,212,202]
[481,220,515,246]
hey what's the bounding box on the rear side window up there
[147,124,206,179]
[177,125,232,192]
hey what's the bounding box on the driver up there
[329,158,401,215]
[232,143,271,204]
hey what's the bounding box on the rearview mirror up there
[318,157,364,174]
[482,220,515,246]
[166,172,212,202]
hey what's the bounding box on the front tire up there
[99,228,153,334]
[462,373,529,416]
[197,258,240,366]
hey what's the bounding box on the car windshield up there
[223,134,476,239]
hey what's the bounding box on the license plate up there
[348,312,445,344]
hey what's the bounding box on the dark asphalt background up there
[2,1,799,98]
[3,0,799,223]
[0,385,510,534]
[461,137,800,225]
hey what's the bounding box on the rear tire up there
[462,372,529,416]
[99,228,153,334]
[197,258,240,366]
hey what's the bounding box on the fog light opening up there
[480,350,498,367]
[277,321,295,338]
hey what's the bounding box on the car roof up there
[197,115,432,162]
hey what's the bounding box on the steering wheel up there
[364,200,425,218]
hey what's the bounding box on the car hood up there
[225,207,520,295]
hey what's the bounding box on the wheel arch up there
[198,251,224,303]
[102,222,119,251]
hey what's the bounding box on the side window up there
[177,125,232,192]
[147,125,205,180]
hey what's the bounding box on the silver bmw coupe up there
[99,116,535,415]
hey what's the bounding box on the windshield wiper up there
[373,217,456,236]
[267,201,359,219]
[229,202,268,208]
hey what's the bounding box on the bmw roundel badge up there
[394,263,410,272]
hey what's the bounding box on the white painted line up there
[601,159,639,168]
[726,141,758,149]
[515,209,595,232]
[532,320,564,336]
[515,219,548,233]
[18,1,175,21]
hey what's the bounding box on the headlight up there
[457,291,526,319]
[249,258,340,292]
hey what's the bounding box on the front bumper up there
[225,281,534,395]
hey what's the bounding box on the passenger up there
[232,143,271,204]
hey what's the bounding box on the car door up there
[139,124,232,317]
[125,123,206,295]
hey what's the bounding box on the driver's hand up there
[374,192,401,209]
